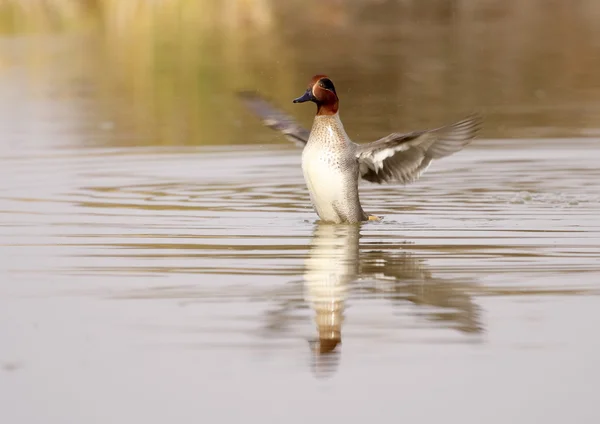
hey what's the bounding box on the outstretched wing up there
[356,114,482,184]
[238,92,310,147]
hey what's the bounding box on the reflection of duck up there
[262,223,483,376]
[303,223,358,373]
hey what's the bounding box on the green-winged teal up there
[241,75,482,223]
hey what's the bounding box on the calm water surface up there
[2,138,600,423]
[2,7,600,422]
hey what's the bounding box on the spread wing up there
[356,114,482,184]
[238,92,309,147]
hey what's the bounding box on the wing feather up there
[238,92,310,147]
[356,114,482,184]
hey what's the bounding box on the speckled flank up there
[301,114,368,223]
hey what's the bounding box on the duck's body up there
[240,75,482,224]
[302,114,366,223]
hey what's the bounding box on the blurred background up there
[2,0,600,148]
[2,2,600,423]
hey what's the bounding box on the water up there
[2,2,600,423]
[3,136,600,422]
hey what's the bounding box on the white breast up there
[302,146,346,220]
[300,114,357,222]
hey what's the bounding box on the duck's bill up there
[293,89,313,103]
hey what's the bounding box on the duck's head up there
[293,75,339,116]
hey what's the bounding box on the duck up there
[240,75,482,224]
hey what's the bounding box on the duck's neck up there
[316,93,339,116]
[313,112,344,128]
[311,113,350,145]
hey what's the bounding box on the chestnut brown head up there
[293,75,339,116]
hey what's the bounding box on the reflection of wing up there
[356,114,482,184]
[238,92,310,147]
[360,251,483,334]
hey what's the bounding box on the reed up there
[2,0,600,145]
[0,0,93,32]
[1,0,295,145]
[92,0,288,145]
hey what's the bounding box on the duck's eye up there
[319,78,336,94]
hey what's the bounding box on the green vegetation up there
[2,0,600,145]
